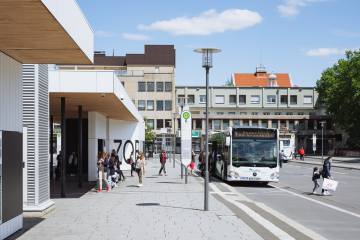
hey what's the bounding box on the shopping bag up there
[322,178,338,192]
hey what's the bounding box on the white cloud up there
[330,29,360,38]
[278,0,327,18]
[138,9,262,36]
[306,47,359,56]
[122,33,152,41]
[94,30,114,37]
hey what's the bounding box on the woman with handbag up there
[322,157,333,195]
[135,151,146,187]
[188,149,196,175]
[129,151,135,177]
[97,151,109,193]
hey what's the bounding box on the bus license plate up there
[249,177,261,181]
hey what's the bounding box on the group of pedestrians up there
[96,149,127,193]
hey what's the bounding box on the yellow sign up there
[233,129,276,139]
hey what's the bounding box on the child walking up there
[312,167,321,194]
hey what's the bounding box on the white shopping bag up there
[322,178,338,192]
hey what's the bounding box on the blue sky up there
[77,0,360,87]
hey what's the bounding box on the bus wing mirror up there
[226,137,230,146]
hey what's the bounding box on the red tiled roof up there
[233,73,292,87]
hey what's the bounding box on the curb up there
[289,160,360,170]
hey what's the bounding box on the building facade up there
[175,85,347,153]
[57,45,176,154]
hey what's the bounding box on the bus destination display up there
[233,129,276,139]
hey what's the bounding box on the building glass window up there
[290,96,297,104]
[147,100,154,110]
[240,112,247,115]
[304,96,312,104]
[217,112,224,115]
[275,112,281,115]
[298,112,304,115]
[138,100,145,110]
[147,119,154,129]
[299,120,305,130]
[178,119,181,129]
[243,120,249,126]
[263,112,270,115]
[233,120,240,126]
[229,112,235,115]
[208,120,212,129]
[289,120,294,129]
[309,112,316,116]
[196,119,202,129]
[147,82,154,91]
[252,120,258,127]
[188,95,194,104]
[157,119,163,129]
[281,95,287,104]
[138,82,145,92]
[157,82,163,91]
[200,95,206,103]
[157,101,163,110]
[215,95,225,104]
[132,100,135,105]
[165,82,172,91]
[251,95,260,104]
[308,120,314,130]
[121,82,125,86]
[165,101,172,110]
[261,121,268,128]
[267,95,276,103]
[178,95,185,104]
[280,120,286,129]
[286,112,293,115]
[165,119,171,128]
[272,121,278,128]
[223,120,229,129]
[239,95,246,104]
[155,67,159,73]
[214,120,221,129]
[229,95,236,105]
[252,112,258,115]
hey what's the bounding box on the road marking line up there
[221,183,328,240]
[270,184,360,219]
[210,183,295,240]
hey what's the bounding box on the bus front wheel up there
[261,182,269,185]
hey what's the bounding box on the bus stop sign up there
[181,111,192,166]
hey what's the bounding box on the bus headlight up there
[270,172,279,179]
[229,171,239,178]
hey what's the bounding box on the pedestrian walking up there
[321,157,333,195]
[312,167,321,194]
[299,147,305,160]
[279,149,286,168]
[159,149,167,176]
[135,151,146,187]
[294,147,297,160]
[68,151,77,176]
[107,152,116,189]
[55,151,61,180]
[188,149,196,175]
[97,151,109,193]
[129,151,135,177]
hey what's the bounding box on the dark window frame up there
[157,101,164,111]
[165,101,172,111]
[165,82,172,92]
[157,82,163,92]
[147,82,154,92]
[138,82,145,92]
[138,100,145,110]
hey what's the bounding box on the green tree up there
[315,50,360,149]
[222,78,232,86]
[143,116,156,142]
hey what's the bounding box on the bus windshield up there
[281,140,290,146]
[232,139,277,168]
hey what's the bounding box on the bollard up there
[185,165,188,184]
[181,163,183,179]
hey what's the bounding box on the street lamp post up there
[194,48,221,211]
[172,112,178,168]
[177,97,188,179]
[320,121,326,163]
[167,121,172,163]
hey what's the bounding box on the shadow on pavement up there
[50,174,96,199]
[5,217,45,240]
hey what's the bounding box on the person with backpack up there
[299,147,305,160]
[312,167,321,194]
[321,157,333,195]
[159,149,167,176]
[188,149,196,175]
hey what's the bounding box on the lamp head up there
[194,48,221,68]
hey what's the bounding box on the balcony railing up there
[115,70,144,77]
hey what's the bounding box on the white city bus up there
[212,126,280,185]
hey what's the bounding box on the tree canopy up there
[315,50,360,149]
[143,116,156,142]
[222,79,233,86]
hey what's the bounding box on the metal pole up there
[205,66,210,211]
[78,106,82,188]
[50,115,53,180]
[61,97,66,198]
[322,125,324,163]
[173,117,176,168]
[181,106,183,179]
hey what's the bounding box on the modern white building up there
[0,1,93,239]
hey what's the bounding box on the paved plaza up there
[8,158,262,240]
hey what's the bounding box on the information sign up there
[233,129,276,139]
[181,111,192,166]
[291,134,295,153]
[312,134,316,152]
